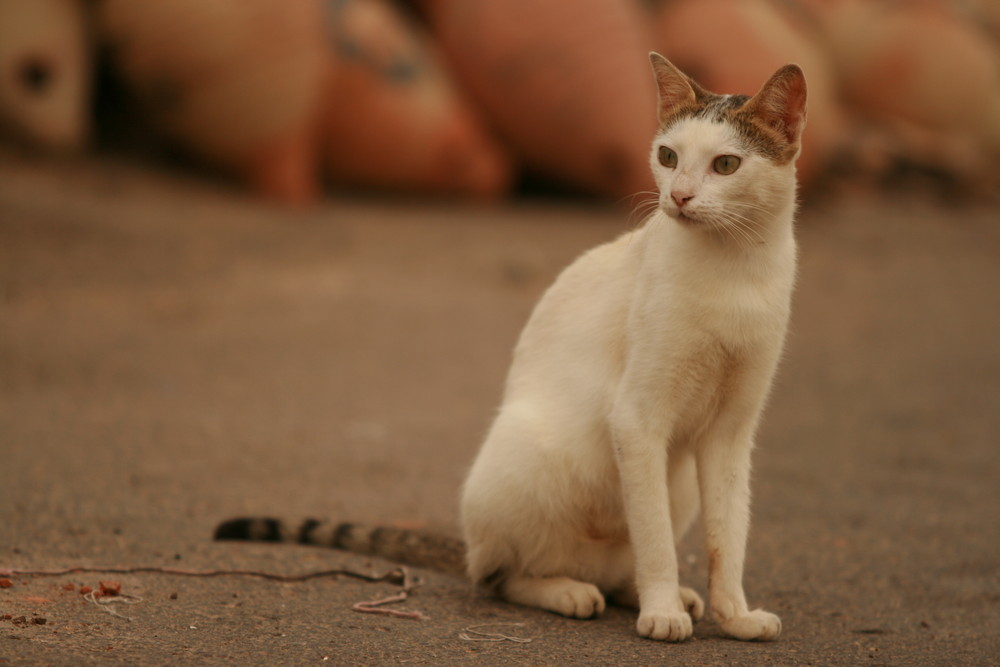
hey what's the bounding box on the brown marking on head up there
[648,52,808,165]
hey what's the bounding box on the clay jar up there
[0,0,91,151]
[101,0,327,204]
[320,0,512,198]
[422,0,658,198]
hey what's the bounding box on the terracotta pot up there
[821,1,1000,159]
[652,0,845,187]
[422,0,658,198]
[0,0,91,150]
[320,0,512,198]
[101,0,327,204]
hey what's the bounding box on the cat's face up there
[648,54,807,241]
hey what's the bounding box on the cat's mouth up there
[667,207,700,225]
[661,199,707,226]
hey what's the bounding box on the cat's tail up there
[214,518,466,576]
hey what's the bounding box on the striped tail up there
[214,518,466,576]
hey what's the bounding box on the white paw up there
[718,608,782,641]
[679,586,705,621]
[553,581,606,619]
[636,608,693,642]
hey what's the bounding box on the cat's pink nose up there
[671,191,694,208]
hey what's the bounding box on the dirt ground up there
[1,151,998,666]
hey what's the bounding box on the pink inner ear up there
[755,66,807,144]
[659,76,695,109]
[651,56,696,120]
[781,74,807,142]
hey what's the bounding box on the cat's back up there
[503,227,642,403]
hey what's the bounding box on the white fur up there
[462,61,802,642]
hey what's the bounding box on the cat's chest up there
[644,267,792,351]
[636,224,796,349]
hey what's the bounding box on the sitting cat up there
[217,52,807,643]
[460,53,805,642]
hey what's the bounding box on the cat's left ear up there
[649,52,708,123]
[745,64,808,147]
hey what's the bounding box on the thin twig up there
[83,590,143,622]
[459,622,533,643]
[4,564,426,621]
[1,566,409,586]
[352,591,426,620]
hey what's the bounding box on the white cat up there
[460,53,807,642]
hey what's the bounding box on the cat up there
[459,53,805,642]
[216,52,806,643]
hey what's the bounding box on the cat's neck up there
[644,206,796,273]
[634,208,797,348]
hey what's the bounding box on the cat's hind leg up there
[500,575,606,619]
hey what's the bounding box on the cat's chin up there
[664,207,702,227]
[666,209,737,237]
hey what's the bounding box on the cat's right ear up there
[649,52,702,123]
[745,64,808,148]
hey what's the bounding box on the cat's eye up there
[713,155,741,175]
[658,146,677,169]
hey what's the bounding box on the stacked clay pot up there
[0,0,91,151]
[422,0,658,199]
[101,0,327,204]
[320,0,512,198]
[813,0,1000,192]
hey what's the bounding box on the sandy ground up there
[1,152,998,666]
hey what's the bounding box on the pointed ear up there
[649,52,704,122]
[745,64,808,146]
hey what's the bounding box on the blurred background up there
[2,0,999,203]
[1,2,998,662]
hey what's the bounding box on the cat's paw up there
[501,576,605,619]
[636,608,693,642]
[679,586,705,621]
[553,581,606,619]
[718,608,782,641]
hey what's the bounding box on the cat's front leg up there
[610,404,693,642]
[696,428,781,641]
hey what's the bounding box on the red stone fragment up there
[98,581,121,597]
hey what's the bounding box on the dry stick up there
[0,566,409,586]
[459,622,533,643]
[3,565,424,620]
[352,591,426,621]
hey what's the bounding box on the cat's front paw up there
[718,609,782,641]
[636,609,693,642]
[680,586,705,621]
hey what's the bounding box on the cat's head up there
[647,53,807,241]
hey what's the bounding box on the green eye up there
[658,146,677,168]
[713,155,741,175]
